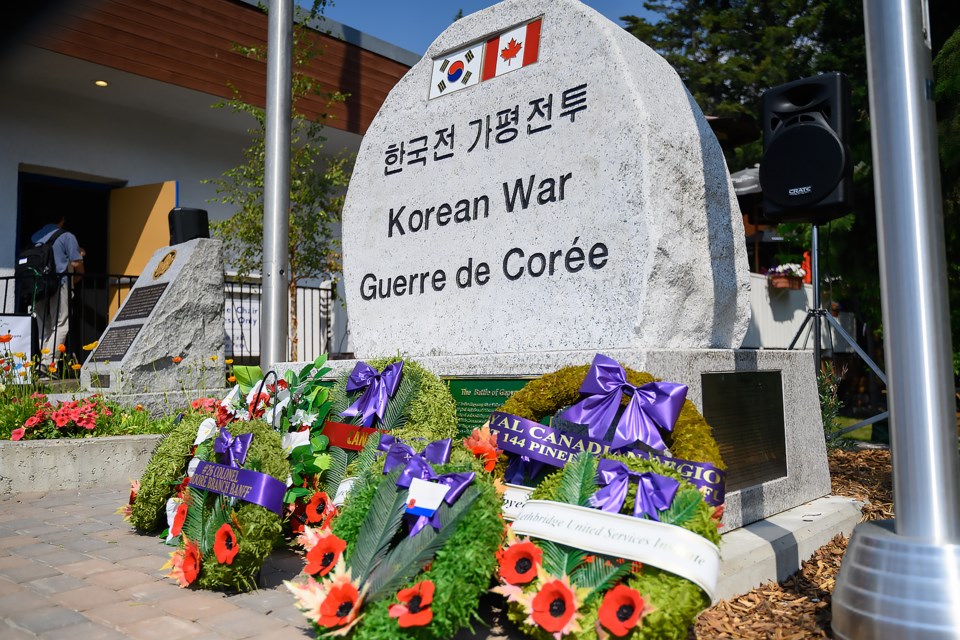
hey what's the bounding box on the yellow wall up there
[108,181,177,275]
[107,182,177,316]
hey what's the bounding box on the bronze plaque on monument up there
[90,325,143,363]
[115,283,168,322]
[701,371,787,492]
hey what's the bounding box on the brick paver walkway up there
[0,487,313,639]
[0,487,508,639]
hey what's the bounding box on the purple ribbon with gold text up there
[559,353,688,450]
[590,459,680,521]
[488,411,725,506]
[191,461,286,515]
[340,360,404,427]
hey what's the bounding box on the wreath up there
[129,412,211,532]
[317,357,459,501]
[162,418,289,592]
[286,433,503,639]
[494,452,722,639]
[497,357,724,469]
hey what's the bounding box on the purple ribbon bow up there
[340,361,404,427]
[559,353,688,450]
[505,455,546,485]
[399,470,476,537]
[590,459,680,521]
[379,435,452,480]
[214,428,253,468]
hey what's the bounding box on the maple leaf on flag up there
[500,38,522,63]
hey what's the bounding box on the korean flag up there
[429,42,483,100]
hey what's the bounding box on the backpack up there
[16,228,66,308]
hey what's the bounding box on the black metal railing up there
[1,274,335,365]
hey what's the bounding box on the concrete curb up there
[0,434,163,495]
[716,495,863,601]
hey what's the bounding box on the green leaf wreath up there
[286,437,503,639]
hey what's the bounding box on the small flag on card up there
[430,43,483,99]
[481,17,542,81]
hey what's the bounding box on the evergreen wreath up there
[494,453,722,639]
[286,434,503,639]
[129,413,210,532]
[321,357,459,498]
[497,361,725,469]
[162,419,289,592]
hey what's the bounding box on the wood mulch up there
[691,448,893,639]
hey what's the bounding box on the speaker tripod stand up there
[786,224,888,439]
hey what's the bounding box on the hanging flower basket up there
[768,274,803,290]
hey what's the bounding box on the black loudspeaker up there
[759,72,852,224]
[169,207,209,245]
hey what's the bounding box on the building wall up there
[0,80,250,269]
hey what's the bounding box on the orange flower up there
[48,364,57,373]
[227,375,236,383]
[318,580,361,628]
[0,334,11,343]
[305,491,335,526]
[135,404,144,411]
[164,539,201,587]
[170,501,189,537]
[57,344,66,353]
[388,580,434,627]
[214,524,240,565]
[498,540,543,585]
[304,532,346,576]
[598,584,647,636]
[71,364,81,371]
[172,356,183,364]
[531,576,579,634]
[22,361,33,368]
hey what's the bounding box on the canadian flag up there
[481,18,542,81]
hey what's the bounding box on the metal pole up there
[811,224,821,373]
[863,0,959,542]
[832,0,960,637]
[261,0,292,371]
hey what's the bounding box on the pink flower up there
[24,415,42,428]
[10,428,25,441]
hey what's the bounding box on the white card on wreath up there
[405,478,450,517]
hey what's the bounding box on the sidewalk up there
[0,487,511,639]
[0,487,314,639]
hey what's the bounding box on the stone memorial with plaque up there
[80,238,225,395]
[284,0,834,536]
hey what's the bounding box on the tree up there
[207,2,349,360]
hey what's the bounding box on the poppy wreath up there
[286,433,504,639]
[494,452,722,640]
[318,357,460,501]
[492,354,725,486]
[162,419,289,592]
[129,413,212,532]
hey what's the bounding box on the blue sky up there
[319,1,655,55]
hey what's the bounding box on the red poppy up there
[318,581,361,628]
[531,578,577,633]
[498,540,543,585]
[598,584,645,636]
[304,533,346,576]
[170,501,189,536]
[57,344,66,354]
[172,356,183,364]
[305,491,334,525]
[214,523,240,565]
[0,334,11,343]
[181,539,201,586]
[288,499,308,535]
[388,580,434,627]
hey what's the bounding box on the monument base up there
[279,347,829,531]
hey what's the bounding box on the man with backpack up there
[22,216,84,373]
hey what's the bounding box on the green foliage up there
[205,5,350,359]
[818,362,854,451]
[329,456,503,639]
[130,414,208,532]
[181,486,231,556]
[347,468,408,583]
[556,451,598,507]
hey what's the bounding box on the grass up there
[837,415,872,441]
